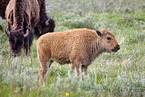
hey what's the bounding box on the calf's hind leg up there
[38,53,53,84]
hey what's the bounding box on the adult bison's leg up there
[23,29,34,55]
[23,37,29,55]
[28,29,34,54]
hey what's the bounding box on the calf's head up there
[96,29,120,52]
[5,29,29,56]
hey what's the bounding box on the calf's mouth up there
[111,45,120,52]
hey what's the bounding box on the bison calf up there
[37,28,120,83]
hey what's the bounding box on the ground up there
[0,0,145,96]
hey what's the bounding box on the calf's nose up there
[116,45,120,50]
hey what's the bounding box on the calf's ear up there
[96,30,102,37]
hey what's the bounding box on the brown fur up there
[37,28,120,83]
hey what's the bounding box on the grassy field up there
[0,0,145,97]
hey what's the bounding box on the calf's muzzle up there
[112,45,120,52]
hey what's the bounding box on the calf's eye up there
[107,37,111,40]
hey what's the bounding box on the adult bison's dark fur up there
[34,17,55,37]
[35,0,55,37]
[0,0,55,37]
[5,29,34,56]
[0,0,9,19]
[5,0,39,56]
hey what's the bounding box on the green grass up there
[0,0,145,97]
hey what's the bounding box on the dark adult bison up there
[34,0,55,37]
[37,28,120,84]
[5,0,40,56]
[0,0,55,37]
[0,0,9,19]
